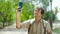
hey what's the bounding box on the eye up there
[37,11,39,12]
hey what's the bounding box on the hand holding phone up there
[17,2,23,12]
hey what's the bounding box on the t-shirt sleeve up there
[20,19,34,29]
[20,20,31,29]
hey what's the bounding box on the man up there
[16,6,52,34]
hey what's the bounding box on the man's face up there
[34,9,42,18]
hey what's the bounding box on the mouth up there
[34,15,37,17]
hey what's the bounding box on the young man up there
[16,6,52,34]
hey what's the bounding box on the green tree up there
[20,2,34,22]
[44,11,56,22]
[42,0,49,12]
[0,0,19,27]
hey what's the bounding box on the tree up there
[44,11,56,22]
[20,2,34,22]
[0,0,19,27]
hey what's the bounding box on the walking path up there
[0,22,60,34]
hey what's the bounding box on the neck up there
[35,17,41,24]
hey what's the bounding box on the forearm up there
[16,9,21,29]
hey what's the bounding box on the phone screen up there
[19,2,23,9]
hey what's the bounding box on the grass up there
[53,28,60,34]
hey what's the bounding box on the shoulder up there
[43,19,49,24]
[21,18,35,24]
[42,19,50,26]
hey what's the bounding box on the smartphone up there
[19,2,23,9]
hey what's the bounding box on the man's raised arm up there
[16,7,31,29]
[16,7,21,29]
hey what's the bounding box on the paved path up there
[0,31,28,34]
[0,22,60,34]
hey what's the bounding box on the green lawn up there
[53,28,60,34]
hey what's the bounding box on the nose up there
[34,11,38,16]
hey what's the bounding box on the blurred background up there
[0,0,60,34]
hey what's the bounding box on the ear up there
[41,14,44,18]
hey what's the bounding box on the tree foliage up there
[0,0,19,26]
[44,11,56,22]
[20,2,34,22]
[0,0,56,27]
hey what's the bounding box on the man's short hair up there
[35,6,44,15]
